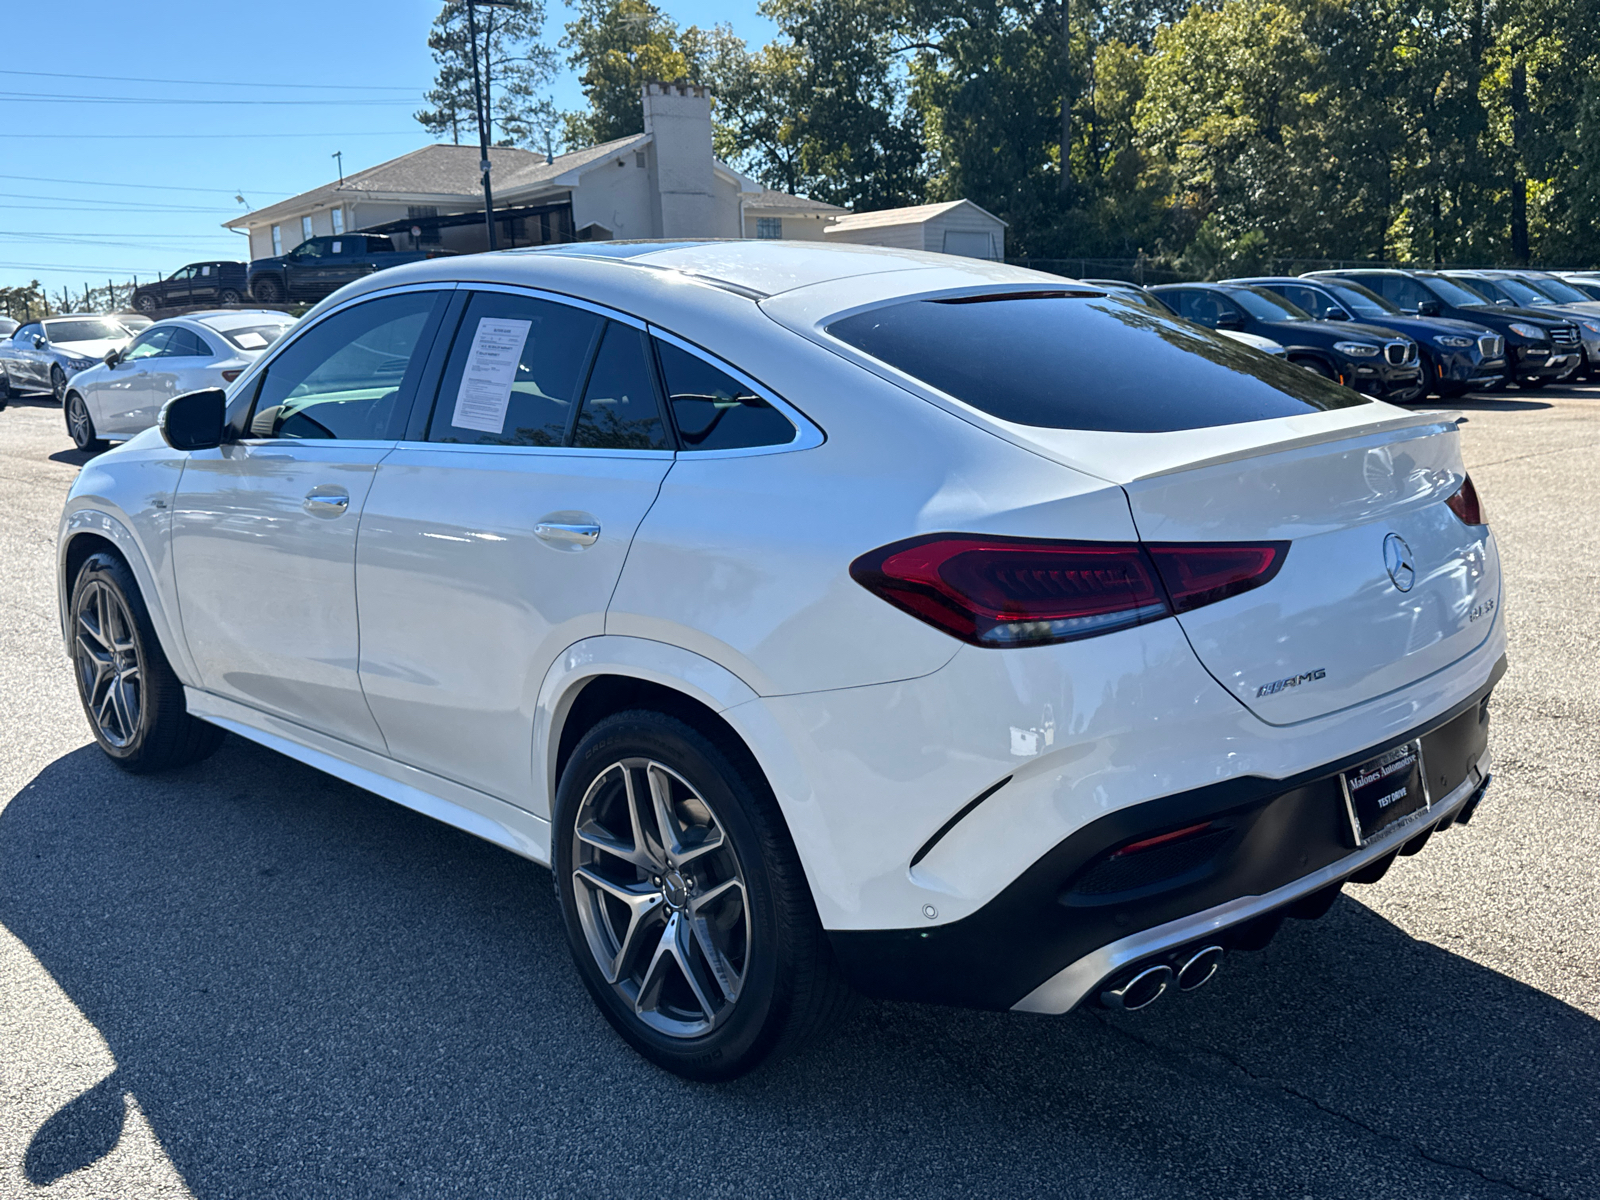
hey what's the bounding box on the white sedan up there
[62,310,295,451]
[56,243,1504,1080]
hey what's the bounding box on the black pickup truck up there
[132,262,249,313]
[247,235,452,303]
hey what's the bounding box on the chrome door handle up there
[304,490,350,515]
[535,521,600,546]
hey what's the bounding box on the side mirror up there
[33,335,47,349]
[1417,300,1442,317]
[1324,308,1350,321]
[1215,312,1242,330]
[159,387,227,451]
[104,349,121,367]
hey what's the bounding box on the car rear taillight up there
[1444,473,1486,526]
[851,534,1289,648]
[221,369,243,382]
[1145,542,1289,613]
[1112,821,1215,857]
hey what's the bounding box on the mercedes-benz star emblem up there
[1383,533,1416,592]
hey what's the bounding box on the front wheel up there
[65,392,106,452]
[1295,357,1339,382]
[251,276,284,304]
[0,366,10,410]
[553,710,851,1080]
[69,552,224,772]
[1517,375,1551,391]
[50,365,68,404]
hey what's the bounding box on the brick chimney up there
[642,81,726,238]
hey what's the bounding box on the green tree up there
[560,0,695,146]
[416,1,559,149]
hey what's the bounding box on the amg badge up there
[1256,668,1327,698]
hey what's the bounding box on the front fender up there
[58,491,195,687]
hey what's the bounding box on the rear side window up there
[654,339,795,450]
[827,294,1369,432]
[573,322,669,450]
[165,328,212,357]
[429,293,602,446]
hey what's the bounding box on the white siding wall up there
[825,224,925,251]
[742,213,834,241]
[924,210,1005,259]
[571,157,656,238]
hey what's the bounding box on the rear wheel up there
[65,392,106,452]
[219,288,242,305]
[68,552,224,772]
[50,365,68,404]
[251,275,285,304]
[553,710,851,1080]
[0,366,10,410]
[134,292,159,314]
[1517,375,1551,391]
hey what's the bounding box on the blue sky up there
[0,0,772,299]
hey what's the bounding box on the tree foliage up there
[416,1,560,150]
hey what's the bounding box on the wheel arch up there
[58,510,197,686]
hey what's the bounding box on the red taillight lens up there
[221,369,243,382]
[852,534,1291,647]
[1444,473,1486,526]
[1112,821,1215,857]
[1145,542,1289,614]
[850,535,1171,647]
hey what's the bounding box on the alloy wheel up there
[51,367,68,403]
[67,395,92,449]
[73,580,143,747]
[571,758,751,1038]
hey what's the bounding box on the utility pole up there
[465,0,518,252]
[332,150,344,185]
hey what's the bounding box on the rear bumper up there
[827,656,1503,1012]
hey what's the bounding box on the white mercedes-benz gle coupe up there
[58,242,1504,1079]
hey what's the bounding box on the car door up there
[354,288,674,807]
[321,238,364,290]
[134,326,214,429]
[170,288,447,752]
[282,239,328,296]
[6,323,43,388]
[190,264,220,304]
[97,326,172,434]
[162,267,195,307]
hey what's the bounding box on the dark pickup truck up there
[247,235,452,303]
[132,262,248,313]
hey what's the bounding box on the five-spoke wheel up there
[66,392,105,452]
[73,578,142,748]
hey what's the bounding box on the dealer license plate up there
[1340,740,1430,846]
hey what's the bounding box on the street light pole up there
[465,0,498,251]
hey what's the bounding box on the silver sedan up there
[0,314,133,404]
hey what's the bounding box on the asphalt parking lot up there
[1,386,1596,1200]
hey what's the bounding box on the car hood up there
[1217,329,1286,353]
[54,338,127,359]
[248,256,290,271]
[1263,318,1409,343]
[1355,314,1495,338]
[1457,304,1572,327]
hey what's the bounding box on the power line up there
[0,90,418,107]
[0,190,240,211]
[0,68,418,92]
[0,173,289,196]
[0,261,162,274]
[0,231,241,238]
[0,131,421,139]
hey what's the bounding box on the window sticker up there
[331,241,342,254]
[450,317,533,434]
[234,331,268,349]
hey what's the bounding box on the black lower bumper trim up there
[828,656,1505,1011]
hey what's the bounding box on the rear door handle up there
[304,489,350,516]
[535,521,600,546]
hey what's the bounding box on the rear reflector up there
[850,534,1287,648]
[1444,473,1486,526]
[1113,821,1215,857]
[1146,542,1289,614]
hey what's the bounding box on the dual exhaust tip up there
[1100,944,1224,1011]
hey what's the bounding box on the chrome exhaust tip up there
[1175,945,1224,992]
[1100,964,1173,1011]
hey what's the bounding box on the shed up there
[821,199,1007,260]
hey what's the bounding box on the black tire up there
[1295,357,1339,382]
[1516,375,1551,391]
[68,551,225,773]
[219,288,242,305]
[251,275,285,304]
[65,392,106,452]
[50,365,68,404]
[552,710,852,1081]
[0,366,9,410]
[1434,381,1470,400]
[134,292,159,314]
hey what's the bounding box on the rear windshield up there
[213,322,293,351]
[825,293,1370,433]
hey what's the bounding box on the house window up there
[301,215,314,241]
[331,208,344,235]
[756,217,782,240]
[271,225,282,255]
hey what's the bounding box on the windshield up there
[43,318,127,343]
[215,322,293,351]
[1483,277,1553,307]
[1102,287,1173,316]
[1322,281,1397,318]
[1420,275,1493,307]
[826,292,1368,433]
[1523,276,1588,304]
[1226,287,1309,321]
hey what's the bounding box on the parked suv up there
[1233,276,1504,398]
[131,262,248,314]
[1444,271,1600,381]
[1149,282,1426,400]
[248,235,449,303]
[1307,270,1580,390]
[56,243,1502,1079]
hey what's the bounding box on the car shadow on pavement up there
[1453,397,1555,412]
[2,736,1594,1199]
